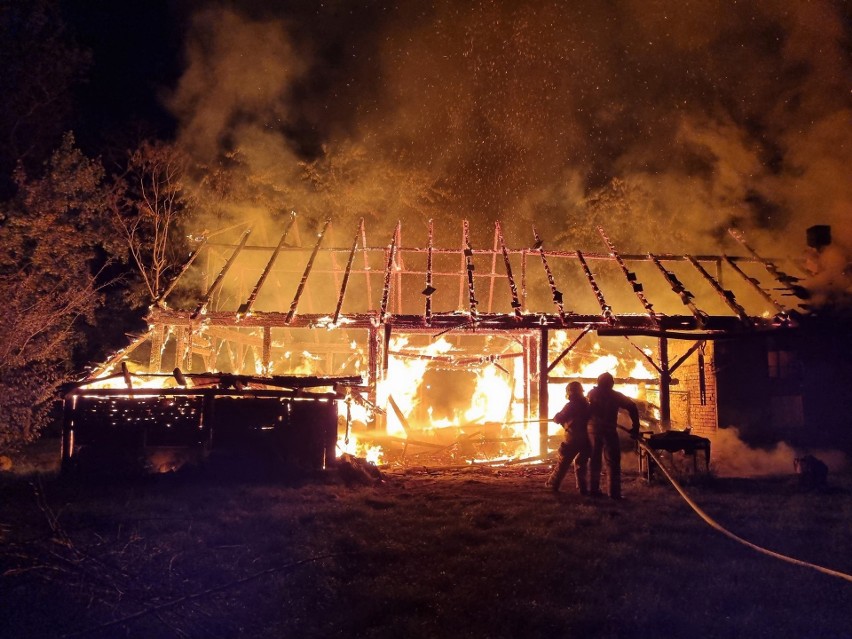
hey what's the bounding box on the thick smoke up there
[710,426,848,477]
[167,1,851,258]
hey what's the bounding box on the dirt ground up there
[1,442,851,639]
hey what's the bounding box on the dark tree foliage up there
[0,134,111,451]
[0,0,91,196]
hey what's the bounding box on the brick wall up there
[669,340,717,435]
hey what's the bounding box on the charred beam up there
[487,225,500,312]
[538,327,549,457]
[659,336,671,428]
[285,218,331,325]
[532,226,567,324]
[85,329,153,380]
[597,227,658,324]
[238,213,296,318]
[361,220,373,311]
[463,219,479,318]
[192,227,253,319]
[332,218,364,325]
[669,339,705,375]
[424,219,435,325]
[576,250,615,324]
[497,222,522,319]
[722,255,789,322]
[380,222,400,322]
[728,228,803,294]
[686,255,752,325]
[649,254,708,327]
[623,336,662,375]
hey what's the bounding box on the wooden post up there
[175,328,188,372]
[149,324,165,373]
[262,326,271,375]
[659,335,671,429]
[522,334,530,425]
[368,326,378,408]
[539,327,549,458]
[382,324,392,375]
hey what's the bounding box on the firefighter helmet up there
[596,372,615,389]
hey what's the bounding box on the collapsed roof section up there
[146,216,802,335]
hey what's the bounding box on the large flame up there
[341,335,659,467]
[87,334,661,468]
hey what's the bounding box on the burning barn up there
[61,215,806,472]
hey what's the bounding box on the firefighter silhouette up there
[545,381,591,494]
[587,372,640,499]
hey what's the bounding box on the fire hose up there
[619,426,852,584]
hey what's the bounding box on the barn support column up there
[175,328,189,372]
[538,327,549,458]
[521,334,530,425]
[659,335,672,429]
[262,326,271,375]
[149,324,165,373]
[382,324,392,374]
[368,325,379,408]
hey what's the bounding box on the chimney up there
[806,225,831,250]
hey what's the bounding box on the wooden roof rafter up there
[285,218,331,325]
[532,226,567,324]
[379,221,400,322]
[237,212,296,318]
[721,255,790,323]
[463,219,479,319]
[424,219,435,326]
[147,219,802,340]
[728,228,803,293]
[649,254,709,327]
[597,226,658,325]
[191,227,252,319]
[575,249,615,324]
[686,255,752,325]
[496,221,522,319]
[332,218,364,325]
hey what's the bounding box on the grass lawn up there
[1,445,851,639]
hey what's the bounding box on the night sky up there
[13,1,852,259]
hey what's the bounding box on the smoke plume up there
[710,426,848,477]
[166,1,851,258]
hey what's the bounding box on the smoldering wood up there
[649,253,708,326]
[532,226,567,324]
[686,255,752,325]
[285,218,331,325]
[576,249,615,324]
[192,227,253,319]
[496,221,522,319]
[597,226,658,324]
[722,254,789,320]
[238,213,296,318]
[332,219,363,324]
[728,228,803,291]
[623,335,663,375]
[61,387,343,475]
[425,219,434,325]
[463,219,479,318]
[379,222,400,321]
